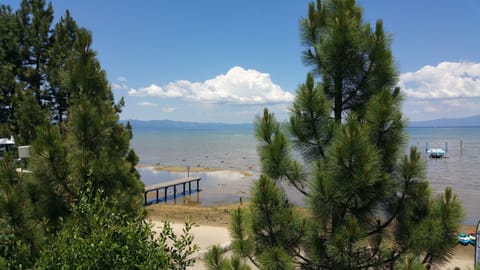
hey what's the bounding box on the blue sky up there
[5,0,480,123]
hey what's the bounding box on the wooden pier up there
[144,176,201,205]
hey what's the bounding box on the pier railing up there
[144,176,201,205]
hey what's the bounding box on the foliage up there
[28,122,71,230]
[211,0,464,269]
[301,0,397,123]
[395,254,425,270]
[0,154,44,269]
[36,188,198,269]
[1,1,198,269]
[0,0,80,140]
[22,15,144,230]
[204,245,251,270]
[59,27,144,217]
[13,90,48,146]
[0,5,19,135]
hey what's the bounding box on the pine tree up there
[301,0,397,123]
[13,90,48,145]
[25,27,144,226]
[0,0,79,138]
[15,0,54,107]
[1,1,198,268]
[220,0,463,269]
[0,5,20,136]
[28,120,71,230]
[60,28,144,215]
[46,10,79,128]
[0,154,44,269]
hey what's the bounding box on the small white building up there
[0,135,15,158]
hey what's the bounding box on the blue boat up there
[458,233,471,246]
[458,231,477,246]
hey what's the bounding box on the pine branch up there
[342,57,374,110]
[366,196,404,236]
[285,174,310,197]
[367,170,411,236]
[247,255,259,268]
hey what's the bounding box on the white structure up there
[0,135,15,158]
[18,145,31,159]
[425,142,448,159]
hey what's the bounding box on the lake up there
[132,126,480,224]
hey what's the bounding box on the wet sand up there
[137,164,253,176]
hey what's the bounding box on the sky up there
[4,0,480,123]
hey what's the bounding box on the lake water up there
[132,127,480,224]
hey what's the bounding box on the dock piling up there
[461,140,463,157]
[144,176,202,205]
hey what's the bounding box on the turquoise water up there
[132,127,480,224]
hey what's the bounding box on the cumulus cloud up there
[111,76,129,90]
[399,61,480,99]
[128,66,294,104]
[137,101,157,107]
[117,76,128,82]
[161,106,177,113]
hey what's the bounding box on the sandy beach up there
[148,204,234,270]
[137,164,253,177]
[148,204,477,270]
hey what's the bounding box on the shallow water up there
[133,127,480,224]
[140,167,257,206]
[407,127,480,224]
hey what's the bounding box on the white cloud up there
[111,83,129,90]
[399,62,480,121]
[117,76,128,83]
[137,101,157,107]
[161,106,177,113]
[423,104,438,113]
[111,76,129,90]
[129,84,185,98]
[128,66,294,104]
[399,61,480,99]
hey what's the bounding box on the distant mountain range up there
[121,119,253,131]
[408,114,480,127]
[121,114,480,130]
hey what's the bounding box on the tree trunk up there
[334,77,343,123]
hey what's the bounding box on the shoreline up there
[141,164,479,227]
[137,163,254,177]
[146,203,237,226]
[148,203,477,270]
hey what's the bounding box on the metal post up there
[164,187,168,203]
[475,219,480,268]
[156,189,159,203]
[461,140,463,157]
